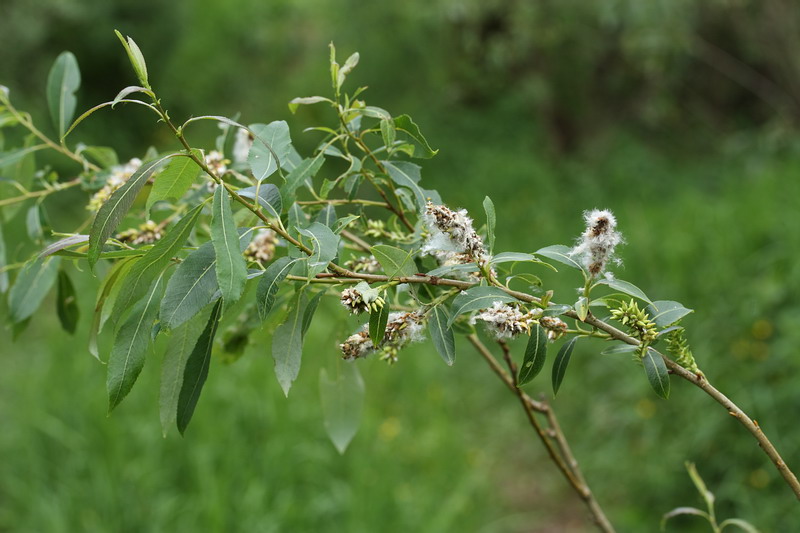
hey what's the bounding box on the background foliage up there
[1,0,799,531]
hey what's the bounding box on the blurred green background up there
[2,0,800,531]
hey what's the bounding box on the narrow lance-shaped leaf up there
[280,154,325,205]
[272,291,308,396]
[646,300,694,328]
[248,121,292,181]
[88,155,174,269]
[114,30,149,88]
[107,272,166,412]
[381,161,442,211]
[237,183,282,219]
[643,347,670,399]
[447,287,518,327]
[256,257,299,320]
[483,196,496,254]
[369,300,390,346]
[160,306,211,436]
[595,278,653,305]
[110,204,203,326]
[56,269,79,334]
[552,337,578,396]
[89,257,135,361]
[7,256,60,323]
[519,324,547,385]
[428,306,456,366]
[46,51,80,138]
[177,299,223,434]
[536,245,584,272]
[160,230,252,331]
[146,153,202,214]
[319,363,365,454]
[302,290,325,337]
[297,222,339,278]
[371,244,416,279]
[211,186,247,306]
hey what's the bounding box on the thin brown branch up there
[580,312,800,501]
[467,334,615,532]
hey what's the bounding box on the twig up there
[467,334,615,532]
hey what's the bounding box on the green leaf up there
[288,96,332,113]
[160,306,211,436]
[647,300,694,328]
[110,204,202,325]
[333,214,360,234]
[146,153,202,213]
[518,324,547,385]
[600,344,639,355]
[535,245,584,271]
[314,204,338,228]
[595,278,653,305]
[369,301,390,346]
[160,231,252,331]
[89,257,135,361]
[302,290,325,337]
[543,304,572,316]
[56,269,79,334]
[643,347,670,399]
[393,114,438,158]
[0,144,47,168]
[371,244,416,280]
[718,518,760,533]
[211,187,247,306]
[552,337,578,396]
[107,272,165,412]
[686,461,714,509]
[483,196,496,254]
[380,117,396,149]
[381,160,440,211]
[238,184,282,219]
[26,204,44,243]
[114,30,149,88]
[297,222,339,278]
[280,154,325,205]
[337,52,360,88]
[256,257,298,320]
[80,146,118,168]
[447,287,517,327]
[248,121,292,181]
[7,256,60,323]
[88,155,174,269]
[319,363,365,454]
[428,306,456,366]
[492,252,535,263]
[46,51,80,138]
[177,299,223,434]
[575,296,589,321]
[660,507,711,530]
[272,291,308,396]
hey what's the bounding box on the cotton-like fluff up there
[232,128,253,165]
[571,209,623,277]
[539,316,569,341]
[471,302,542,339]
[339,311,425,363]
[422,202,491,269]
[339,282,385,315]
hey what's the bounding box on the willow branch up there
[467,334,615,532]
